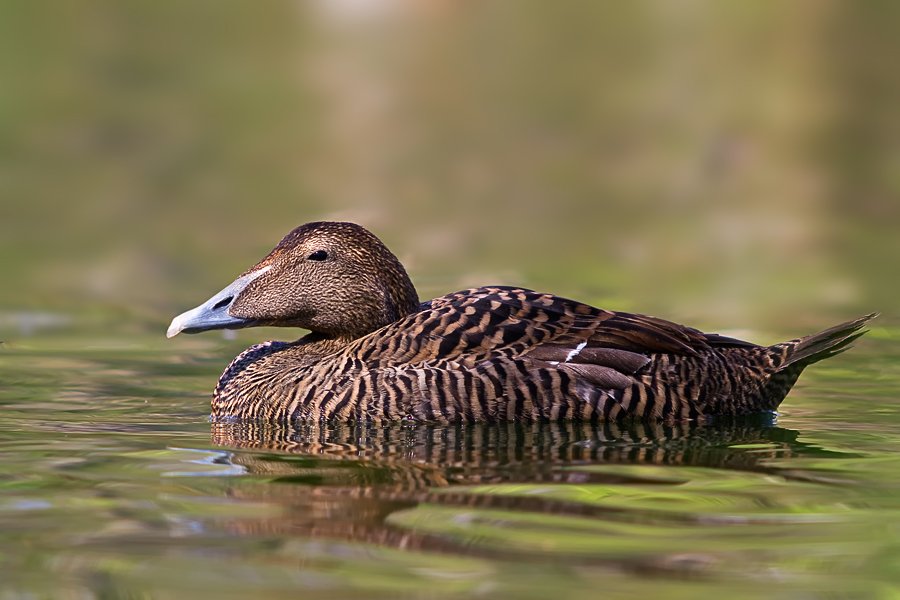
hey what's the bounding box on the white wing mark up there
[565,341,588,363]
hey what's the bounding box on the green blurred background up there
[2,0,898,340]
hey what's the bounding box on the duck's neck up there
[296,331,353,354]
[370,263,420,332]
[315,270,420,341]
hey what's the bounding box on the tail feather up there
[777,313,878,369]
[755,313,876,411]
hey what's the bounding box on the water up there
[1,328,899,599]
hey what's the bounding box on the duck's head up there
[167,222,419,341]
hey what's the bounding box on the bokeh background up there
[2,0,898,342]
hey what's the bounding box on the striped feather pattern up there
[210,285,874,422]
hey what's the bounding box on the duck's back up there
[210,286,869,423]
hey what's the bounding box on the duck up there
[167,221,875,423]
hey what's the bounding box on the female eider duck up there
[168,221,875,423]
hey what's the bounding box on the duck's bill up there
[166,267,269,338]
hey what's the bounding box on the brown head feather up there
[228,222,419,340]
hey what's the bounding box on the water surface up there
[1,328,899,598]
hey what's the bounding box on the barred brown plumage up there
[167,221,876,423]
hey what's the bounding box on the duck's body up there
[168,222,874,423]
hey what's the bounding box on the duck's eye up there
[307,250,328,261]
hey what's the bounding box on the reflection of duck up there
[209,420,853,572]
[168,222,875,422]
[212,418,839,489]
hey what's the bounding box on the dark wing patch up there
[584,312,708,356]
[573,347,651,372]
[703,333,761,348]
[525,346,650,374]
[557,363,633,389]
